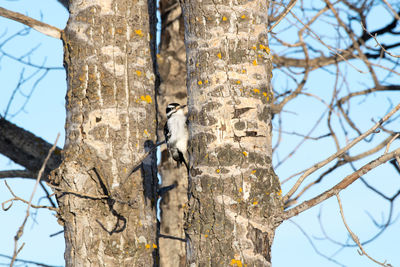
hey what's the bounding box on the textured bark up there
[181,0,282,266]
[53,0,158,266]
[0,118,61,180]
[158,1,188,266]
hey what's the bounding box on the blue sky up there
[0,1,67,266]
[270,2,400,266]
[0,1,399,266]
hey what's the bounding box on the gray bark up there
[53,0,159,265]
[181,0,283,265]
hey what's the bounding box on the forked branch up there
[283,147,400,220]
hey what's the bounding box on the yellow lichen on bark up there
[135,29,144,37]
[140,95,152,103]
[230,259,243,267]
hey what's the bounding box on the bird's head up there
[166,103,187,118]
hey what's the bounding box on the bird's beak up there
[180,105,187,109]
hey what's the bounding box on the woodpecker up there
[164,103,189,169]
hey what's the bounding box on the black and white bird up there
[164,103,189,169]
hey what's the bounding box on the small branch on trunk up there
[0,7,62,39]
[47,184,109,200]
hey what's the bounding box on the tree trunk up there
[158,0,188,266]
[181,0,283,265]
[53,0,159,265]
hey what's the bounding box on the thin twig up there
[361,22,400,58]
[49,230,64,238]
[288,8,366,73]
[381,0,400,21]
[2,180,57,212]
[39,181,57,208]
[336,194,393,267]
[269,0,298,33]
[10,133,60,267]
[289,219,346,267]
[275,109,327,169]
[384,133,399,154]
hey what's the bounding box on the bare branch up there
[272,7,400,69]
[283,103,400,203]
[336,194,393,267]
[338,86,400,105]
[344,134,399,162]
[283,147,400,220]
[285,131,399,207]
[0,7,62,39]
[277,7,366,73]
